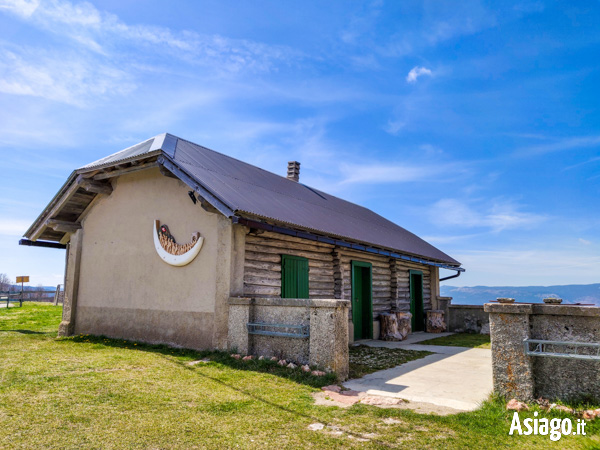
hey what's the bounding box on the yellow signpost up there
[16,276,29,307]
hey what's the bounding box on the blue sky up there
[0,0,599,288]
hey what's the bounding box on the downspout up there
[440,269,462,282]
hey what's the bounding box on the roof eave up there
[24,171,78,240]
[24,152,163,242]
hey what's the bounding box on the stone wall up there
[228,297,350,379]
[448,304,490,334]
[484,303,600,402]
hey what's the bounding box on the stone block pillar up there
[58,229,83,337]
[227,297,252,355]
[484,303,534,401]
[309,299,350,380]
[437,296,452,323]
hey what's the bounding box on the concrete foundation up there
[75,306,215,349]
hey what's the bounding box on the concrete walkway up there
[345,333,492,412]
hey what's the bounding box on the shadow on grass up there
[0,329,54,335]
[60,333,337,389]
[56,333,401,445]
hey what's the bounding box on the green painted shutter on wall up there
[281,255,309,299]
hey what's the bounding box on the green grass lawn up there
[1,303,598,449]
[419,333,492,349]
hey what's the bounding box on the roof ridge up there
[79,134,160,169]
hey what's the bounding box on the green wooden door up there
[353,268,364,338]
[409,270,424,331]
[351,261,373,340]
[281,255,309,298]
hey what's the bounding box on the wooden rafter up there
[76,175,113,195]
[29,180,81,240]
[46,219,82,233]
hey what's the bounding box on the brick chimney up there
[287,161,300,182]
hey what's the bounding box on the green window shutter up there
[281,255,309,299]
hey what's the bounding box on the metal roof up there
[80,133,177,170]
[169,135,460,265]
[27,133,461,266]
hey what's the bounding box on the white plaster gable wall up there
[77,167,225,313]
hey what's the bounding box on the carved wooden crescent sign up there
[153,219,204,266]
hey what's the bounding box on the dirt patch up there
[312,391,462,415]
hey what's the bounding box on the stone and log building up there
[22,133,463,376]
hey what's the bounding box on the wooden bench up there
[0,291,22,307]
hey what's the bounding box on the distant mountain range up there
[6,285,57,292]
[441,283,600,306]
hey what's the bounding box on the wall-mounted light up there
[188,191,197,204]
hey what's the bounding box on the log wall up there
[244,231,335,299]
[243,231,436,319]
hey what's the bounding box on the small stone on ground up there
[382,418,404,425]
[582,409,600,421]
[361,396,405,406]
[187,359,210,365]
[506,398,529,411]
[324,391,364,405]
[307,423,325,431]
[312,392,462,415]
[322,385,341,393]
[340,389,361,396]
[549,404,572,413]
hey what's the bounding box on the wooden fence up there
[0,285,64,306]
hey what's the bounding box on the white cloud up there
[0,46,134,106]
[563,156,600,171]
[451,248,600,287]
[0,219,32,236]
[377,1,496,58]
[430,198,545,232]
[517,136,600,157]
[340,163,432,184]
[0,0,296,71]
[406,66,432,83]
[338,159,469,185]
[385,119,405,134]
[579,238,592,245]
[340,0,383,44]
[0,0,39,17]
[422,233,484,244]
[419,143,443,155]
[0,0,300,108]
